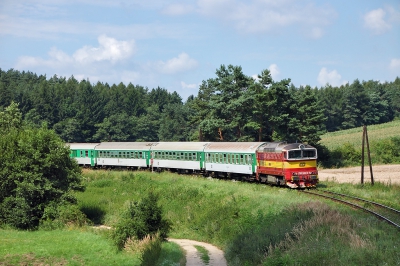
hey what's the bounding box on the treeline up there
[0,67,399,145]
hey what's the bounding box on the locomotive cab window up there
[288,150,302,159]
[303,149,316,158]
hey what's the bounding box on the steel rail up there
[320,190,400,214]
[301,190,400,229]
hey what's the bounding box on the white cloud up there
[16,47,73,69]
[156,53,198,74]
[181,81,198,90]
[308,27,324,39]
[364,8,391,35]
[15,35,136,84]
[269,64,280,80]
[317,67,347,87]
[390,58,400,70]
[16,35,135,68]
[162,4,194,15]
[196,0,336,38]
[73,35,135,64]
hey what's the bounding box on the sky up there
[0,0,399,101]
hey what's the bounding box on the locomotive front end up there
[283,144,318,188]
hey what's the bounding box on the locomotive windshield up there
[288,149,316,159]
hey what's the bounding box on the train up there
[68,141,318,188]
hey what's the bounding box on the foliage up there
[373,137,400,164]
[329,143,362,167]
[0,68,399,143]
[0,103,84,229]
[112,192,171,250]
[0,101,22,131]
[40,203,91,230]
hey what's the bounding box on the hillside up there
[320,120,400,150]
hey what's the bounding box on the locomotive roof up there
[95,142,154,150]
[257,142,316,152]
[150,142,210,151]
[257,142,287,152]
[281,143,316,150]
[67,143,100,149]
[204,142,265,153]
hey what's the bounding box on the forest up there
[0,66,399,145]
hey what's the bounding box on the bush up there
[0,103,84,229]
[112,192,171,250]
[40,203,91,230]
[373,137,400,164]
[325,142,361,167]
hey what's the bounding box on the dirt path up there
[168,239,227,266]
[318,164,400,184]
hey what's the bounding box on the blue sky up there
[1,0,399,101]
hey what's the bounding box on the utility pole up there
[361,125,374,185]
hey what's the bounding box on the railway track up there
[301,189,400,229]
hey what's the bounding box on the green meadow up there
[1,170,399,265]
[319,120,400,166]
[320,120,400,150]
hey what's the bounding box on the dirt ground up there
[168,238,227,266]
[318,164,400,185]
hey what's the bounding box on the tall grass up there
[124,233,162,266]
[76,170,399,265]
[2,170,399,265]
[76,170,306,246]
[323,181,400,210]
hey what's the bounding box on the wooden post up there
[365,126,374,185]
[361,125,365,184]
[361,125,374,185]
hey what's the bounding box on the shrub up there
[373,137,400,164]
[0,103,84,229]
[112,192,171,250]
[328,142,361,167]
[40,202,91,230]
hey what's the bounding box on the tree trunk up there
[218,128,223,140]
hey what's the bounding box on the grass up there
[320,120,400,151]
[2,170,400,265]
[0,229,141,265]
[194,245,210,265]
[321,181,400,210]
[76,170,306,246]
[156,241,185,266]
